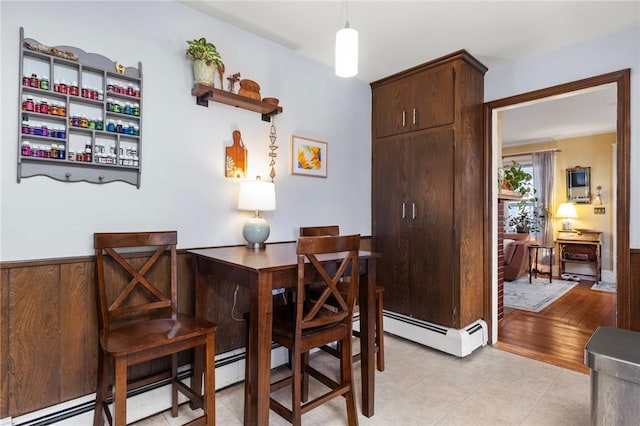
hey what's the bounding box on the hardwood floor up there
[496,280,616,374]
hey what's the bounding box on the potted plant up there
[500,161,534,197]
[186,37,224,87]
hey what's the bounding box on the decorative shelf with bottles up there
[191,83,282,122]
[17,27,143,187]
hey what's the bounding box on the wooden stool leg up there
[301,351,310,403]
[376,291,385,372]
[171,353,178,417]
[341,335,357,426]
[204,334,216,426]
[114,358,127,426]
[93,349,108,426]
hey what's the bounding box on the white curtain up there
[532,151,555,246]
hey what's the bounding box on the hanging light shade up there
[335,21,358,78]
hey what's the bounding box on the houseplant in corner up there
[186,37,224,87]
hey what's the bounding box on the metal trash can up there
[585,326,640,425]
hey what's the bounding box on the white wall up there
[0,1,372,261]
[485,25,640,246]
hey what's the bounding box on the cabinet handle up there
[412,203,417,219]
[402,203,406,219]
[402,111,406,127]
[65,172,71,179]
[413,108,417,125]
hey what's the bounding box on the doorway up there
[484,70,631,368]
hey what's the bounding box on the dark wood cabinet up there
[373,63,455,138]
[371,50,487,329]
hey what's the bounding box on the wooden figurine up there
[227,72,241,93]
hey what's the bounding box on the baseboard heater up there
[382,310,488,357]
[8,345,289,426]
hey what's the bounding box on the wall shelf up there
[191,83,282,122]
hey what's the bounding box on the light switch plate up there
[594,207,606,214]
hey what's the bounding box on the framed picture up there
[291,135,327,178]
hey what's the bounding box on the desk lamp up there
[238,177,276,249]
[556,203,578,231]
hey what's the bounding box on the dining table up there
[189,241,379,425]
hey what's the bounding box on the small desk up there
[528,245,553,283]
[189,242,379,425]
[557,230,602,282]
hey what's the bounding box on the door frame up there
[483,69,631,341]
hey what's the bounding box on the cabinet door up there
[372,82,407,138]
[372,136,410,313]
[408,130,455,326]
[408,64,455,132]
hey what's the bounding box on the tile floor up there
[133,335,591,425]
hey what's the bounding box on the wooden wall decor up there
[225,130,247,178]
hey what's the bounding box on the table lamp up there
[556,202,578,231]
[237,177,276,249]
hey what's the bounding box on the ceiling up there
[179,0,638,144]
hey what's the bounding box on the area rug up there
[504,277,578,312]
[591,281,617,293]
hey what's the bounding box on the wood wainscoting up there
[0,238,373,420]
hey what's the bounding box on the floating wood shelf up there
[191,83,283,122]
[498,189,522,201]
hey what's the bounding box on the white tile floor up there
[133,335,590,425]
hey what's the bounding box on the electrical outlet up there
[594,207,606,214]
[272,288,285,296]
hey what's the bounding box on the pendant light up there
[335,0,358,77]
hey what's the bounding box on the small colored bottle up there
[40,76,50,91]
[124,102,132,115]
[81,86,89,98]
[21,141,31,156]
[50,144,57,158]
[40,99,49,115]
[59,80,68,94]
[116,120,123,133]
[97,89,104,101]
[133,103,140,116]
[76,152,84,162]
[133,86,140,97]
[126,84,134,97]
[95,118,104,131]
[68,150,75,161]
[23,96,34,112]
[22,73,31,87]
[79,116,89,128]
[31,145,39,157]
[58,103,66,117]
[106,82,115,92]
[106,98,114,112]
[69,81,79,96]
[49,103,58,116]
[41,124,49,137]
[84,143,92,162]
[57,126,66,139]
[53,80,60,92]
[44,146,51,158]
[21,119,30,134]
[57,144,65,159]
[112,101,121,114]
[30,73,39,88]
[106,119,115,132]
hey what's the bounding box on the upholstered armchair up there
[504,237,530,281]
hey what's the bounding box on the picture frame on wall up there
[291,135,327,178]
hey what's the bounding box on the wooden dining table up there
[189,242,379,425]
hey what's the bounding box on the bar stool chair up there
[93,231,217,426]
[300,226,385,371]
[262,234,361,425]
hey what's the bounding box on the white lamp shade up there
[335,26,358,78]
[238,180,276,212]
[556,203,578,219]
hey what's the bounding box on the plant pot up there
[193,59,215,87]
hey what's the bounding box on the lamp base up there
[242,216,270,250]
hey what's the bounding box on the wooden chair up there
[299,226,385,371]
[93,231,217,426]
[255,234,361,425]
